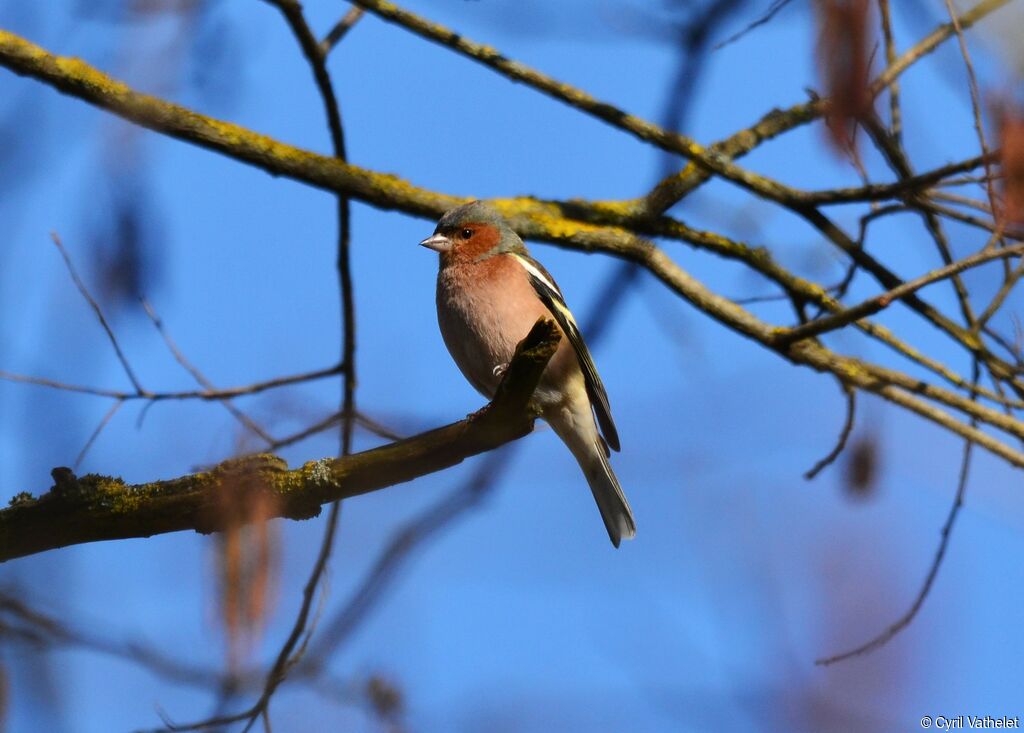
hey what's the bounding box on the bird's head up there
[420,201,524,265]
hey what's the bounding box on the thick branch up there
[0,320,561,563]
[0,28,461,217]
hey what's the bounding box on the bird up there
[420,201,636,547]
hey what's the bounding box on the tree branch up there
[0,319,561,564]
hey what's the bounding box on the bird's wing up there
[509,252,620,452]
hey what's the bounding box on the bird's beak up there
[419,233,451,253]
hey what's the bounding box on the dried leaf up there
[998,105,1024,225]
[844,434,879,498]
[815,0,873,152]
[208,470,280,671]
[365,675,403,721]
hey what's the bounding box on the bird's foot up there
[492,362,509,379]
[467,404,491,422]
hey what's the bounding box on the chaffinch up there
[420,201,636,547]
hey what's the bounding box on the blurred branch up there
[0,590,379,714]
[714,0,795,50]
[817,362,980,665]
[74,399,123,469]
[0,319,561,564]
[869,0,1011,97]
[877,0,902,141]
[942,0,999,216]
[0,592,220,688]
[298,452,508,677]
[49,232,143,393]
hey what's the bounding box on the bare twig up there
[50,232,144,393]
[0,365,342,403]
[141,298,275,445]
[869,0,1013,98]
[942,0,999,215]
[778,240,1024,346]
[804,383,856,480]
[713,0,795,50]
[74,399,124,469]
[321,7,364,55]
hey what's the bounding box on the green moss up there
[490,198,608,240]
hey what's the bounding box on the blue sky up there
[2,1,1024,731]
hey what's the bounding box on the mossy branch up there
[0,320,561,564]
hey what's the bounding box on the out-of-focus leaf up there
[365,674,404,724]
[206,471,280,671]
[815,0,873,152]
[998,104,1024,225]
[844,433,879,499]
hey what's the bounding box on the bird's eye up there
[460,228,473,240]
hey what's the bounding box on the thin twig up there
[977,257,1024,329]
[141,298,275,445]
[869,0,1013,98]
[778,240,1024,347]
[943,0,999,216]
[321,6,364,55]
[877,0,901,141]
[803,152,993,205]
[50,232,144,393]
[804,383,856,480]
[713,0,794,50]
[931,190,991,214]
[0,365,342,402]
[74,399,124,469]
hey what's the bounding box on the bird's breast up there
[436,258,561,399]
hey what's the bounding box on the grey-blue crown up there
[436,201,509,231]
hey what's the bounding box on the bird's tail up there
[585,440,637,548]
[550,416,636,548]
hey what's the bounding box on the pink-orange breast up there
[436,254,579,402]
